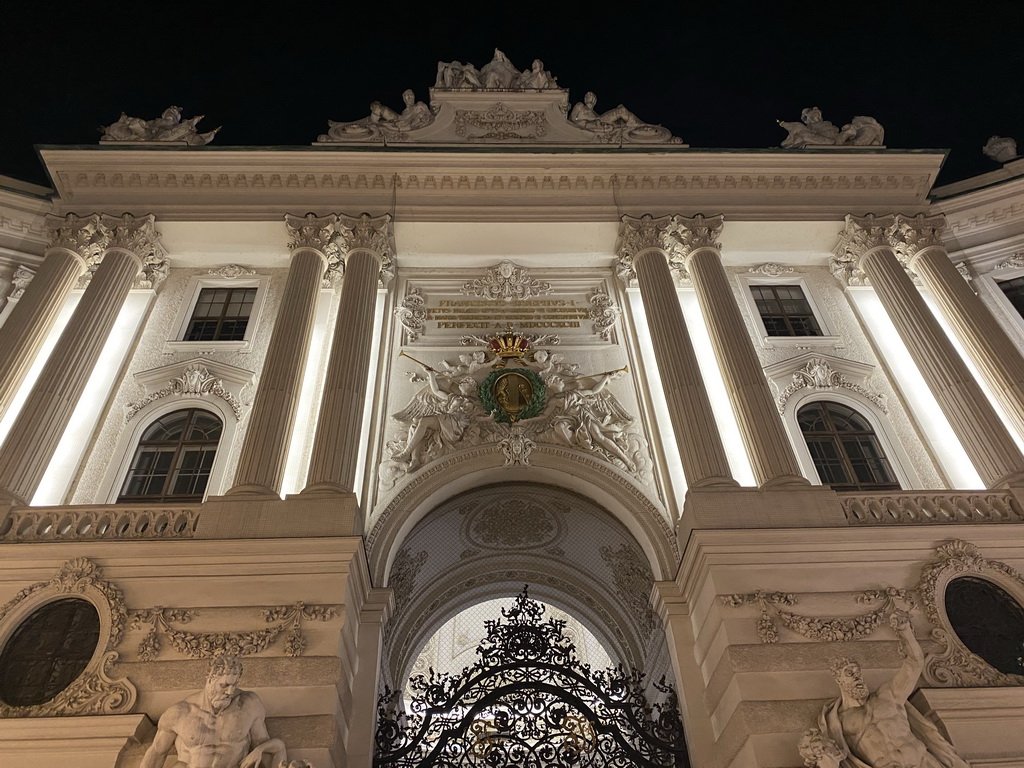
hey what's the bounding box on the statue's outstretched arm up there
[882,611,924,703]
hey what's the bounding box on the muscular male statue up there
[141,657,287,768]
[809,613,969,768]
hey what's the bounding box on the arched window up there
[118,408,222,502]
[797,401,900,491]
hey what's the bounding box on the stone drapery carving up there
[319,89,436,143]
[140,657,288,768]
[285,212,343,285]
[587,289,621,341]
[778,107,885,148]
[916,539,1024,687]
[396,287,428,341]
[720,588,916,644]
[460,260,553,302]
[801,614,969,768]
[569,91,681,145]
[749,262,794,276]
[983,135,1018,163]
[600,543,658,636]
[130,601,338,661]
[208,264,257,279]
[776,357,887,414]
[9,264,35,300]
[101,106,219,145]
[125,363,246,420]
[381,345,648,488]
[0,558,136,717]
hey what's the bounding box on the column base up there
[299,481,353,497]
[220,483,282,498]
[758,474,812,489]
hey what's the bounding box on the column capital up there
[667,213,724,263]
[887,213,947,266]
[615,214,676,284]
[338,212,396,286]
[285,212,342,285]
[831,213,896,285]
[96,214,169,291]
[44,213,107,266]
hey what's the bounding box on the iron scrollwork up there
[375,587,689,766]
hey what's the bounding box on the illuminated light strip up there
[847,289,983,489]
[33,292,152,506]
[354,290,387,506]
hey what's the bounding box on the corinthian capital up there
[337,213,396,286]
[99,213,166,263]
[886,213,946,265]
[285,213,340,254]
[615,214,675,283]
[44,213,108,264]
[830,214,896,286]
[667,214,724,261]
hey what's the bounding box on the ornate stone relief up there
[587,289,621,341]
[337,212,396,286]
[994,253,1024,272]
[381,341,648,488]
[462,498,564,551]
[778,107,884,148]
[396,287,427,341]
[125,363,248,421]
[461,260,553,302]
[831,214,948,286]
[720,588,916,644]
[916,539,1024,687]
[455,103,548,141]
[0,558,136,717]
[748,263,794,276]
[208,264,257,279]
[616,213,720,284]
[775,357,887,414]
[130,602,339,661]
[101,106,219,145]
[8,265,35,300]
[68,213,170,291]
[388,548,428,616]
[285,212,344,286]
[600,544,657,636]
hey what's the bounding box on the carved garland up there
[129,602,338,660]
[915,539,1024,687]
[0,558,136,717]
[776,358,887,414]
[125,363,246,421]
[720,588,917,644]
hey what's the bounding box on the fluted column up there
[892,214,1024,440]
[228,215,338,496]
[679,215,809,487]
[0,214,163,505]
[835,214,1024,488]
[618,215,736,488]
[304,213,394,496]
[0,215,102,420]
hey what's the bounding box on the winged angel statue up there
[380,348,648,489]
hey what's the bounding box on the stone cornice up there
[39,147,944,222]
[931,173,1024,249]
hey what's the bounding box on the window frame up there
[165,274,267,353]
[736,274,839,347]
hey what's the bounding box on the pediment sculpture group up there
[99,48,888,149]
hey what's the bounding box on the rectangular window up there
[750,285,823,337]
[184,287,257,341]
[998,276,1024,319]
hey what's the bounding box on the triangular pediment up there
[316,49,685,148]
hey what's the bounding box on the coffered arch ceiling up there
[382,482,663,687]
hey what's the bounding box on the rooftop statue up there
[779,107,884,148]
[435,49,557,91]
[319,89,436,143]
[101,106,219,145]
[140,656,290,768]
[799,612,969,768]
[570,91,679,144]
[983,135,1018,163]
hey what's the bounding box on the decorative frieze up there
[842,491,1024,525]
[0,559,136,717]
[0,506,200,542]
[460,260,553,302]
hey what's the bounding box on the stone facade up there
[1,56,1024,768]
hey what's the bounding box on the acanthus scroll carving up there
[749,263,794,276]
[208,264,256,279]
[0,558,136,717]
[461,260,553,302]
[776,358,887,414]
[587,289,621,341]
[915,539,1024,687]
[45,213,108,261]
[337,213,395,286]
[396,288,427,341]
[615,214,675,284]
[125,363,246,421]
[285,213,343,286]
[994,253,1024,272]
[10,265,35,300]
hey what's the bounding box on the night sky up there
[2,2,1021,190]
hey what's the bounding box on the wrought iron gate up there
[374,587,690,767]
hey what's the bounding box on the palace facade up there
[1,52,1023,768]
